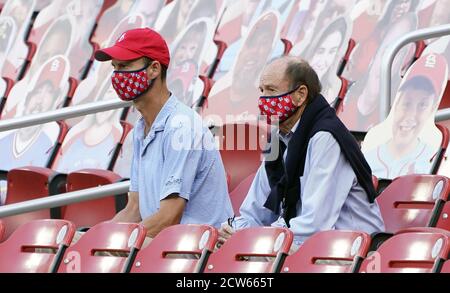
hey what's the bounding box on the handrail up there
[0,99,131,132]
[0,181,130,218]
[381,24,450,122]
[436,108,450,122]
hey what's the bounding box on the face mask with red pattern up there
[259,86,299,124]
[111,63,155,101]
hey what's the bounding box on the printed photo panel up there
[362,53,449,179]
[167,17,215,107]
[2,55,70,120]
[293,16,352,105]
[0,121,61,171]
[53,77,123,174]
[339,10,419,132]
[202,10,281,126]
[1,0,36,80]
[112,130,133,179]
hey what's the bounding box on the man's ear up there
[147,61,161,80]
[292,85,308,107]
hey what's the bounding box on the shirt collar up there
[136,94,178,140]
[277,119,300,145]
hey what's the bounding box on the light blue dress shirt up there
[130,95,233,228]
[232,127,386,246]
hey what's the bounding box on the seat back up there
[0,220,5,242]
[282,231,371,273]
[229,173,256,216]
[359,229,449,273]
[2,167,56,238]
[0,220,75,273]
[441,260,450,273]
[436,201,450,231]
[57,222,146,273]
[205,227,293,273]
[217,123,267,191]
[376,175,450,232]
[62,169,123,228]
[129,224,218,273]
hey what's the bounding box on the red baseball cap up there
[94,28,170,67]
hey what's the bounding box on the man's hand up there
[217,223,235,249]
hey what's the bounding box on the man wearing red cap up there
[94,28,233,240]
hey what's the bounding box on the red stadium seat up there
[2,167,64,238]
[229,173,256,216]
[281,231,371,273]
[441,260,450,273]
[436,201,450,231]
[376,175,450,233]
[0,219,75,273]
[359,228,449,273]
[217,123,266,192]
[128,224,218,273]
[205,227,293,273]
[60,169,124,228]
[57,222,146,273]
[0,220,5,242]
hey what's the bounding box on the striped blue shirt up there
[130,95,233,227]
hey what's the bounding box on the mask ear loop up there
[113,61,153,74]
[260,85,302,99]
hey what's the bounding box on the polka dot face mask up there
[111,63,155,101]
[259,86,299,125]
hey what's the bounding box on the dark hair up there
[285,59,322,101]
[307,17,347,60]
[398,75,437,104]
[305,17,347,81]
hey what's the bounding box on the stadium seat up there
[216,123,267,192]
[1,167,65,238]
[229,173,256,216]
[0,220,4,242]
[359,228,449,273]
[128,224,218,273]
[59,169,124,228]
[57,222,146,273]
[281,231,371,273]
[436,201,450,231]
[205,227,293,273]
[441,260,450,273]
[0,219,75,273]
[376,175,450,233]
